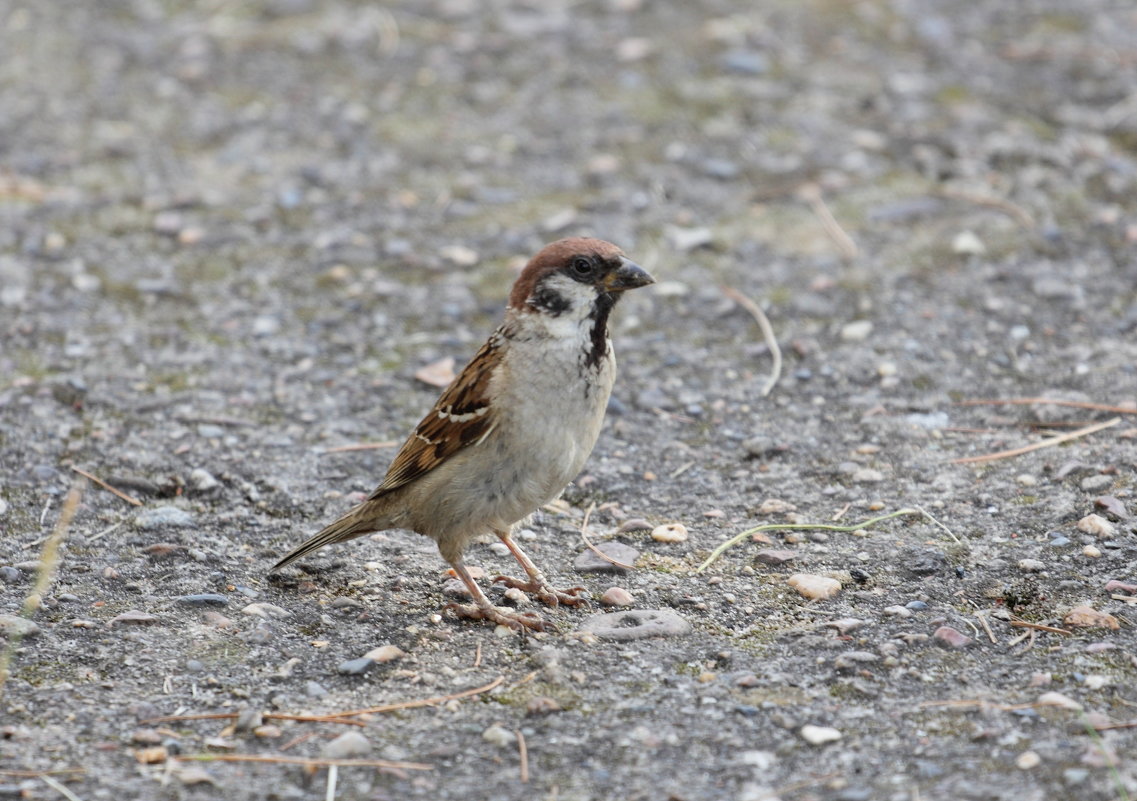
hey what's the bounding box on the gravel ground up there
[2,1,1137,800]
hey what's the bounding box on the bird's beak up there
[604,257,655,292]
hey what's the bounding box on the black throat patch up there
[584,291,617,369]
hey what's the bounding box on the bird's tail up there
[271,503,383,571]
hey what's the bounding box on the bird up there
[272,237,654,631]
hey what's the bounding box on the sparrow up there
[273,237,654,631]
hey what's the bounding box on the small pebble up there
[134,506,195,529]
[1016,751,1041,770]
[189,469,219,491]
[573,542,639,574]
[579,609,690,641]
[799,725,842,745]
[851,468,884,483]
[526,697,562,716]
[322,731,371,759]
[482,725,517,747]
[1064,605,1119,630]
[1017,559,1045,573]
[0,618,38,637]
[754,549,797,566]
[1083,545,1101,558]
[1094,495,1128,520]
[1077,514,1116,538]
[306,681,329,698]
[905,600,928,610]
[1015,474,1038,487]
[665,225,713,251]
[1038,691,1082,711]
[933,626,972,648]
[883,606,913,618]
[241,603,291,619]
[1104,579,1137,593]
[0,566,22,583]
[651,523,688,543]
[951,230,986,255]
[337,658,375,676]
[824,618,868,635]
[363,645,406,663]
[600,587,634,607]
[786,574,841,600]
[1079,475,1113,493]
[176,594,228,607]
[502,587,532,606]
[108,611,159,627]
[840,320,873,342]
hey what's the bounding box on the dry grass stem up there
[951,417,1120,464]
[956,397,1136,414]
[798,183,858,260]
[1,479,84,695]
[69,466,142,506]
[914,506,961,544]
[936,188,1036,228]
[578,502,635,570]
[323,675,504,719]
[38,774,84,801]
[181,754,432,771]
[1009,619,1073,635]
[516,729,529,784]
[721,285,782,397]
[974,612,997,644]
[325,764,337,801]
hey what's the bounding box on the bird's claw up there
[492,575,589,608]
[444,602,547,632]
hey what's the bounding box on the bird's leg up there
[492,530,588,608]
[444,560,547,632]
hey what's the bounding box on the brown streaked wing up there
[368,334,503,499]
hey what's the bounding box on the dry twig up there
[951,417,1120,464]
[578,502,635,570]
[956,397,1136,415]
[1009,619,1072,636]
[516,729,529,784]
[1,479,83,695]
[935,188,1036,228]
[322,675,504,719]
[721,285,782,397]
[180,754,432,771]
[70,466,142,506]
[798,183,858,260]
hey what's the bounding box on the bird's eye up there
[571,257,593,276]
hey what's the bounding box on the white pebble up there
[600,587,634,607]
[1015,474,1037,487]
[1038,691,1082,711]
[1077,514,1115,538]
[1016,750,1041,770]
[840,320,873,342]
[651,523,689,543]
[1083,545,1101,558]
[363,645,406,663]
[482,725,516,747]
[322,731,371,759]
[951,230,986,255]
[799,725,842,745]
[787,574,841,600]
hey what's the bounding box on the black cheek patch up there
[529,286,571,316]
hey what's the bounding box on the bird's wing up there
[369,333,503,499]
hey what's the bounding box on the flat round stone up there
[578,609,690,641]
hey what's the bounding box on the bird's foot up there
[493,575,589,608]
[445,602,547,632]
